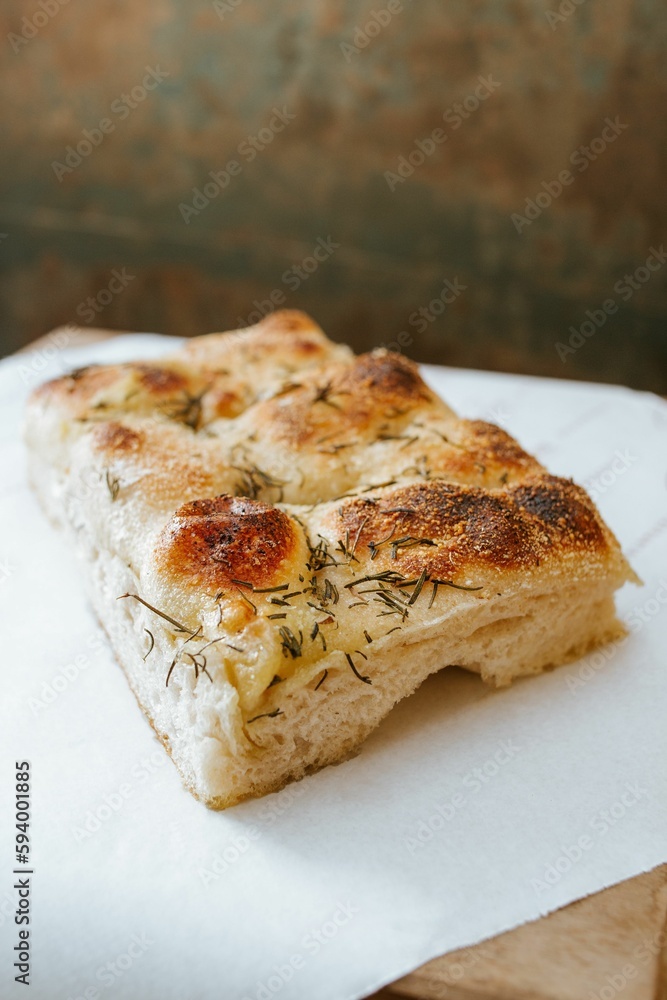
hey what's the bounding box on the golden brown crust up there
[32,312,352,435]
[92,421,144,455]
[450,420,543,475]
[32,363,117,403]
[327,474,609,578]
[181,309,349,371]
[200,385,247,421]
[26,308,634,713]
[337,350,433,402]
[254,350,437,449]
[30,360,208,427]
[24,308,637,807]
[510,476,608,547]
[30,312,626,584]
[409,421,544,491]
[133,363,190,395]
[155,495,300,593]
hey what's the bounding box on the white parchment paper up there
[0,334,665,1000]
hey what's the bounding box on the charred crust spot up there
[333,476,607,575]
[134,365,188,394]
[338,351,431,403]
[510,476,606,547]
[335,481,539,573]
[92,421,143,454]
[155,495,299,592]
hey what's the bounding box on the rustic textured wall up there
[0,0,665,389]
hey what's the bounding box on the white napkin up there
[1,334,665,1000]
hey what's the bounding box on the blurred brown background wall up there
[0,0,665,390]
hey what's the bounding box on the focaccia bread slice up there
[25,310,637,808]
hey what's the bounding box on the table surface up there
[21,328,667,1000]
